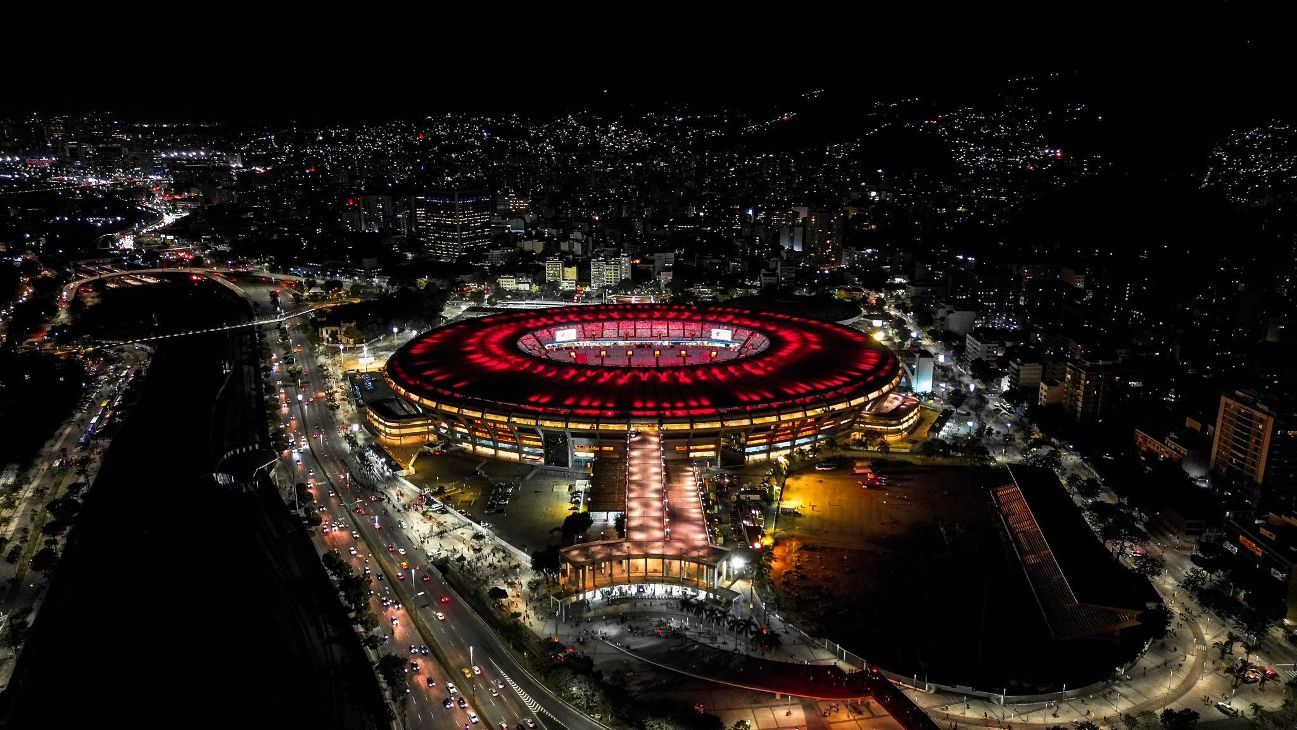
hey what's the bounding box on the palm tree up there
[1240,641,1260,671]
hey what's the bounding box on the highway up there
[272,315,606,730]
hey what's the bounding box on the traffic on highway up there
[270,314,578,730]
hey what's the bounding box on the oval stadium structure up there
[373,304,901,466]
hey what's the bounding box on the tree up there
[1180,567,1208,594]
[1140,604,1173,641]
[340,574,369,612]
[1135,554,1166,577]
[488,586,509,603]
[560,511,593,541]
[376,653,410,703]
[916,438,952,457]
[1118,711,1159,730]
[1074,477,1104,500]
[1215,630,1240,659]
[1162,715,1198,730]
[29,546,58,573]
[531,545,562,576]
[859,431,885,451]
[357,611,379,631]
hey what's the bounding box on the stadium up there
[375,303,903,467]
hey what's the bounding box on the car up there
[1215,701,1240,717]
[472,665,480,675]
[400,561,409,570]
[420,645,430,656]
[457,697,468,709]
[440,595,451,603]
[409,644,418,654]
[390,617,398,626]
[351,531,359,539]
[467,712,478,724]
[814,461,836,471]
[348,546,357,555]
[443,698,454,709]
[398,548,406,555]
[525,720,535,728]
[387,545,396,553]
[421,575,432,583]
[426,676,437,688]
[397,573,406,581]
[409,661,419,673]
[447,682,457,694]
[436,611,446,620]
[490,686,499,697]
[461,668,472,680]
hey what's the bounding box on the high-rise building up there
[496,191,530,217]
[358,195,391,233]
[413,188,493,259]
[803,208,845,268]
[590,252,632,289]
[545,257,564,284]
[911,350,935,393]
[1210,389,1297,505]
[1062,359,1120,425]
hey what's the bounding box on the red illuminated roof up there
[386,304,899,420]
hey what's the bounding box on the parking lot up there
[403,452,590,554]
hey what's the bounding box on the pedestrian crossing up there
[489,658,547,718]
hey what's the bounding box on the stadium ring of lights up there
[379,303,902,466]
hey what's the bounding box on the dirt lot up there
[770,459,1130,691]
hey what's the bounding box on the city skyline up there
[4,19,1297,730]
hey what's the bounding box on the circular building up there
[376,303,901,466]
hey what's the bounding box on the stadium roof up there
[386,304,899,421]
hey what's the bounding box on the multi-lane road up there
[273,316,606,730]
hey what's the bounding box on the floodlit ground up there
[769,459,1138,692]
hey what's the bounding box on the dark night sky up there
[1,10,1291,123]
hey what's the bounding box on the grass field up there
[769,459,1140,692]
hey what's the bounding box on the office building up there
[413,188,493,259]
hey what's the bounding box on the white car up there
[467,712,478,724]
[471,665,480,675]
[447,682,457,694]
[397,548,406,555]
[435,612,446,621]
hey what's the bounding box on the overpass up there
[61,267,306,306]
